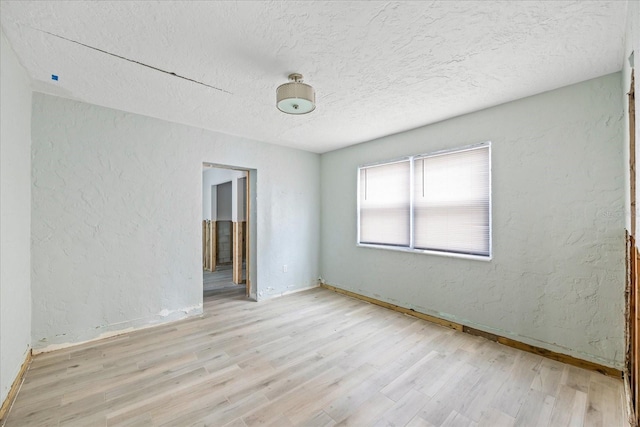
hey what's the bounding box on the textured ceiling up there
[0,1,629,153]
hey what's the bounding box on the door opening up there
[202,163,254,299]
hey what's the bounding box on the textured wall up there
[321,73,625,368]
[216,182,233,222]
[0,30,32,403]
[202,168,244,220]
[31,94,320,350]
[623,0,640,234]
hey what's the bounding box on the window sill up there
[356,243,492,262]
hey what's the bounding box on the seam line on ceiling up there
[34,27,233,94]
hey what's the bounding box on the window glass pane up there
[359,160,410,246]
[414,146,490,256]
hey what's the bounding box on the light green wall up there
[321,73,625,368]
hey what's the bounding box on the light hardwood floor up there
[3,287,629,426]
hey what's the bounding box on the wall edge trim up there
[0,349,33,423]
[320,283,623,378]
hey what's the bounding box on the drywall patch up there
[33,303,203,354]
[158,304,202,318]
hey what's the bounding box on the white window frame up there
[356,142,492,261]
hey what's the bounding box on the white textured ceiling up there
[0,1,629,153]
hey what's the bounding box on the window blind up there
[359,160,410,247]
[413,146,490,256]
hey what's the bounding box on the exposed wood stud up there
[627,69,639,427]
[202,220,206,268]
[210,221,216,272]
[245,174,251,297]
[232,221,244,284]
[202,220,217,272]
[636,244,640,424]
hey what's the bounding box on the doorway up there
[202,163,255,299]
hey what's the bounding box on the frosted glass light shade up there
[276,74,315,114]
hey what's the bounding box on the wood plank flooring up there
[3,287,629,426]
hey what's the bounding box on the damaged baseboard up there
[320,283,622,378]
[0,349,32,424]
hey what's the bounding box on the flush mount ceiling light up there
[276,73,315,115]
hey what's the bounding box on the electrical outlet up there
[283,264,288,273]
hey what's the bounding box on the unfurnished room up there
[1,1,639,426]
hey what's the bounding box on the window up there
[357,143,491,259]
[359,160,410,247]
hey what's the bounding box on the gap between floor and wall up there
[320,283,623,379]
[0,282,628,425]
